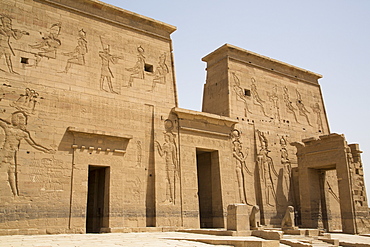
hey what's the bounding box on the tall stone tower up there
[202,44,332,226]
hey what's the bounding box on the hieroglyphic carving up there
[281,206,297,229]
[231,129,252,205]
[268,85,280,121]
[126,176,141,202]
[0,16,29,74]
[296,90,312,126]
[10,88,42,114]
[232,72,252,116]
[126,46,145,87]
[347,147,367,207]
[311,102,324,132]
[0,111,54,196]
[59,29,88,73]
[251,78,268,117]
[30,157,65,192]
[155,119,178,204]
[283,86,298,123]
[151,53,169,90]
[99,37,122,94]
[256,129,278,207]
[136,140,142,167]
[29,23,62,67]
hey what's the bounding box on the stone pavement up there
[331,233,370,246]
[1,231,370,247]
[0,232,269,247]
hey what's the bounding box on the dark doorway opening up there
[196,149,224,228]
[86,166,110,233]
[319,169,342,232]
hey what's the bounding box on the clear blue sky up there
[102,0,370,198]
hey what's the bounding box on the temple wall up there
[0,0,177,234]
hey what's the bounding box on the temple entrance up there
[319,169,342,232]
[86,166,110,233]
[196,149,224,228]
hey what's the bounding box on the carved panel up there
[251,78,268,117]
[0,16,29,74]
[28,23,62,67]
[232,72,251,117]
[99,36,123,94]
[231,129,252,205]
[59,29,88,73]
[0,111,54,196]
[126,46,145,87]
[155,119,179,205]
[256,129,279,207]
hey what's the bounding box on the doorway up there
[319,169,342,232]
[86,166,110,233]
[196,149,224,228]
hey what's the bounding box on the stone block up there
[227,203,250,232]
[252,230,283,240]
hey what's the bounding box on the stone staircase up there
[280,235,339,247]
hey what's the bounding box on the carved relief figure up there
[251,78,268,117]
[232,72,252,116]
[10,88,41,114]
[296,90,312,126]
[0,111,54,196]
[231,129,252,205]
[126,46,145,87]
[256,129,278,207]
[0,16,29,74]
[268,85,280,121]
[281,206,296,229]
[280,136,292,202]
[155,120,178,204]
[60,29,88,73]
[311,102,324,132]
[29,23,61,67]
[283,86,298,123]
[99,37,122,94]
[151,53,169,90]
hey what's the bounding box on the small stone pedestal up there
[227,204,250,235]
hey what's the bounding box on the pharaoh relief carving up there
[231,72,251,117]
[231,129,253,205]
[311,102,324,132]
[99,37,122,94]
[283,86,298,123]
[268,85,280,122]
[0,111,54,196]
[59,29,88,73]
[155,119,179,204]
[296,90,312,126]
[10,88,42,115]
[251,78,268,117]
[0,16,29,74]
[126,46,145,87]
[29,23,62,67]
[280,136,292,201]
[256,129,279,207]
[151,53,169,91]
